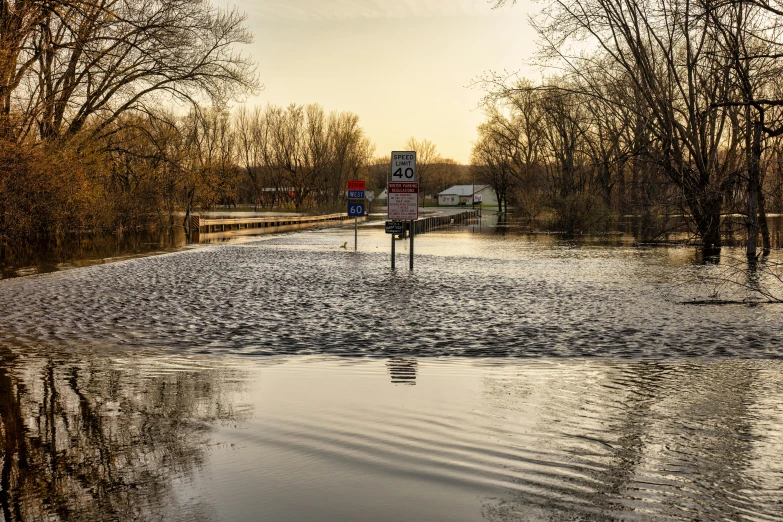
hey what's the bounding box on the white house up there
[437,184,497,206]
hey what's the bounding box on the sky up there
[229,0,540,163]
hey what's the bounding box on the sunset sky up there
[231,0,540,163]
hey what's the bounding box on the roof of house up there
[438,184,490,196]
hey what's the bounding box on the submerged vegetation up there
[0,0,258,239]
[472,0,783,254]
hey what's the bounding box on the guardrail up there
[404,210,478,236]
[191,213,359,235]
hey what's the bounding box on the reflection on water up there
[0,229,188,280]
[0,348,248,521]
[476,358,783,521]
[0,354,781,521]
[387,358,418,385]
[3,213,783,279]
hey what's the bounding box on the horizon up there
[230,0,540,163]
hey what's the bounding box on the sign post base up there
[410,219,414,270]
[391,234,395,269]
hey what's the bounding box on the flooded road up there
[2,225,782,358]
[1,223,783,520]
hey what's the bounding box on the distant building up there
[377,188,387,204]
[437,184,497,206]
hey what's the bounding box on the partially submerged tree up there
[0,0,259,239]
[471,111,517,215]
[492,0,765,250]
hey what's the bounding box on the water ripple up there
[1,232,782,359]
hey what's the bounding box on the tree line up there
[0,0,464,242]
[0,0,407,240]
[475,0,783,255]
[0,0,257,239]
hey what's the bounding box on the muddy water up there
[2,226,781,357]
[1,225,783,520]
[0,228,189,280]
[0,354,781,521]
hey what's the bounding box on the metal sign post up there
[391,233,395,269]
[388,151,418,270]
[386,221,405,270]
[347,180,365,251]
[388,182,418,270]
[410,220,414,269]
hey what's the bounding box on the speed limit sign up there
[391,151,416,182]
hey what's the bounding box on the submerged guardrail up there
[404,209,479,236]
[191,213,363,238]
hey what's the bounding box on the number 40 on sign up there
[391,151,416,181]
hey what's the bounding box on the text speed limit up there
[391,151,416,182]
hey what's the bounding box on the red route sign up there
[347,180,365,191]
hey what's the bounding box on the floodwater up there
[1,219,783,520]
[0,228,189,280]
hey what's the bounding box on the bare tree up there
[404,137,440,203]
[234,105,267,209]
[4,0,258,144]
[0,0,258,239]
[496,0,743,251]
[238,104,373,212]
[705,0,783,256]
[429,158,471,196]
[179,106,239,228]
[472,114,517,214]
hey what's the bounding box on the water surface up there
[1,226,781,358]
[1,224,782,520]
[0,354,781,521]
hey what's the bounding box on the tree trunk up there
[747,120,761,258]
[701,199,722,255]
[183,187,194,238]
[758,178,771,255]
[0,352,28,522]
